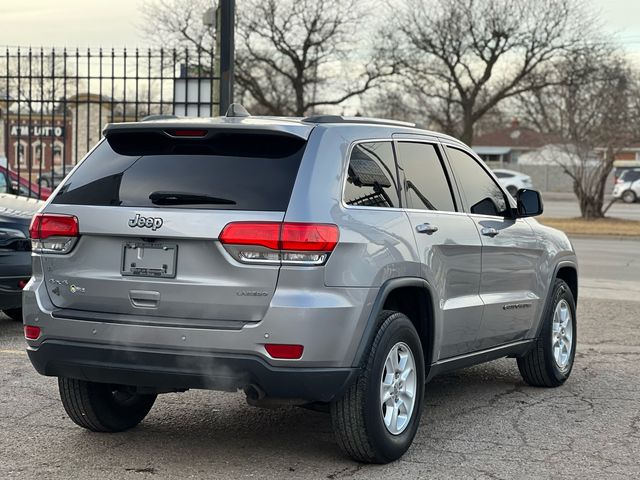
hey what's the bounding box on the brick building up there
[3,114,73,172]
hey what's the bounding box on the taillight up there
[615,178,625,184]
[219,222,280,250]
[29,213,79,254]
[219,222,339,265]
[264,344,304,359]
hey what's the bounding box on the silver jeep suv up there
[24,110,578,463]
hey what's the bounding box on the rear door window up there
[343,142,400,208]
[52,131,307,211]
[395,142,456,212]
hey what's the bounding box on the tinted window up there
[344,142,399,208]
[0,172,7,193]
[446,147,509,216]
[52,132,306,211]
[396,142,455,212]
[622,170,640,182]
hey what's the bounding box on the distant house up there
[609,144,640,162]
[473,121,557,166]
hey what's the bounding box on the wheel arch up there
[533,260,578,338]
[352,278,436,374]
[556,264,578,303]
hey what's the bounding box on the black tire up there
[331,310,425,463]
[517,279,576,387]
[507,185,518,197]
[2,308,23,322]
[621,190,637,204]
[58,377,156,432]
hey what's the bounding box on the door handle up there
[416,223,439,235]
[481,227,499,237]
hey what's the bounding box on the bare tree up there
[2,49,76,115]
[391,0,589,145]
[140,0,216,63]
[518,49,640,219]
[235,0,394,115]
[361,88,420,123]
[139,0,394,116]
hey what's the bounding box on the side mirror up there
[516,189,543,217]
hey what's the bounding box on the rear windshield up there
[52,131,306,211]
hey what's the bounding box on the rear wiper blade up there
[149,191,236,206]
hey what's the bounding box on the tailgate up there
[41,207,283,323]
[38,127,308,325]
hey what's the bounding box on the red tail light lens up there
[219,222,281,250]
[281,223,339,251]
[219,222,339,265]
[30,213,79,240]
[24,325,41,340]
[29,214,79,254]
[264,343,304,359]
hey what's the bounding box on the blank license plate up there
[121,242,177,278]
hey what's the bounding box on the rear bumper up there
[27,340,358,402]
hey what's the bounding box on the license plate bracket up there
[121,242,177,278]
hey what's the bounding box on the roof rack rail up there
[301,115,417,128]
[225,103,251,118]
[141,114,179,122]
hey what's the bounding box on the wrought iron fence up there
[0,47,218,198]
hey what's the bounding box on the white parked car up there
[612,168,640,203]
[492,169,533,196]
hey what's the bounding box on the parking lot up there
[1,236,639,479]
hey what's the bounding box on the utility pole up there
[204,1,235,115]
[217,0,235,114]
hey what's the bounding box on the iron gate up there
[0,47,218,199]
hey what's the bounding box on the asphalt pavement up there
[541,192,640,221]
[1,236,639,479]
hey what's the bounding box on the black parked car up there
[0,194,41,321]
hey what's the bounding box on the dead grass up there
[539,217,640,237]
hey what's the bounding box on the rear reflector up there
[18,280,27,289]
[264,344,304,359]
[29,213,79,240]
[24,325,40,340]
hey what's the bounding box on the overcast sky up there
[2,0,640,55]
